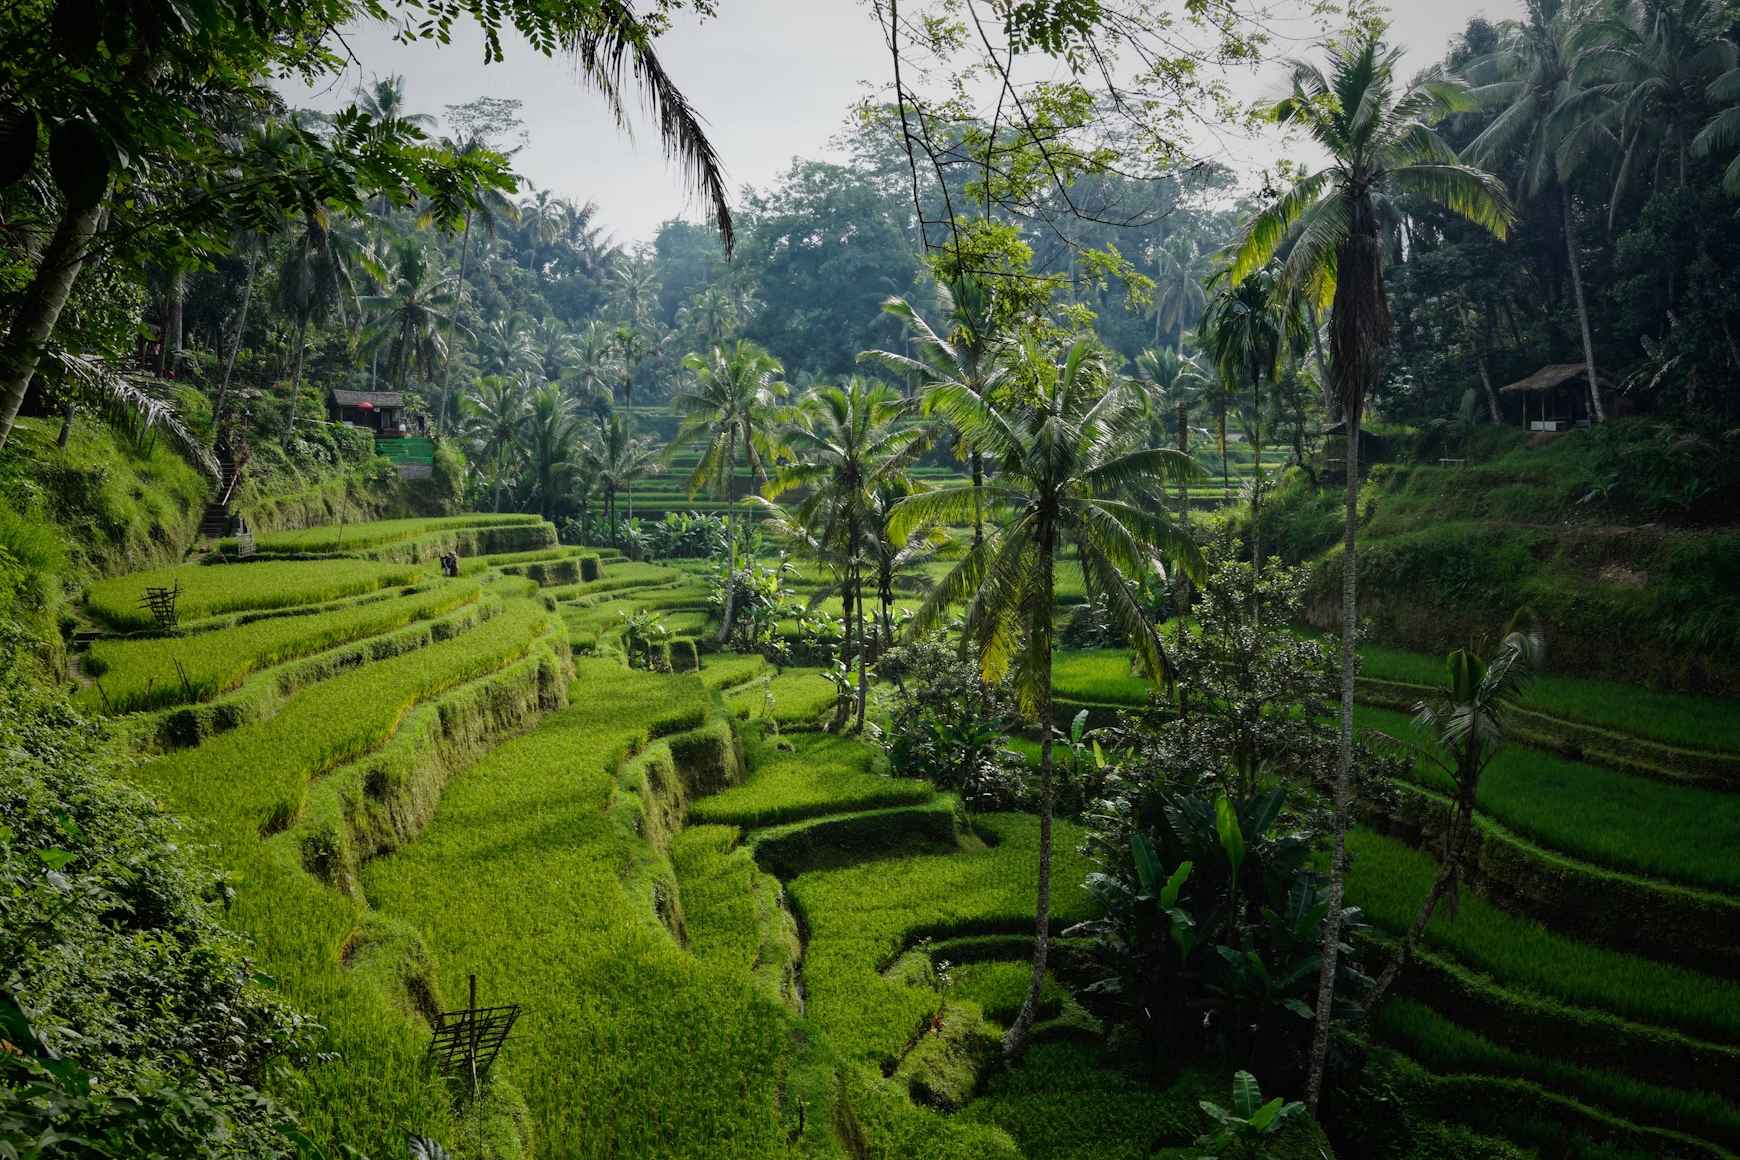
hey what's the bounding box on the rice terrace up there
[5,0,1740,1157]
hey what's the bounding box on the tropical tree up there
[888,335,1205,1060]
[861,276,1007,549]
[760,378,930,731]
[1574,0,1735,205]
[362,242,459,392]
[463,374,529,512]
[1367,621,1543,1009]
[436,129,520,424]
[583,411,660,545]
[275,208,370,396]
[571,319,622,420]
[356,74,436,130]
[1228,30,1513,1108]
[1132,346,1213,522]
[532,316,578,384]
[523,382,582,519]
[1463,0,1609,421]
[478,316,539,380]
[1151,232,1213,347]
[672,340,789,639]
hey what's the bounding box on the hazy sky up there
[286,1,1522,247]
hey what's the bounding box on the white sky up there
[284,0,1522,247]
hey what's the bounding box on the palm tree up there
[531,317,579,384]
[1574,0,1735,204]
[463,374,529,512]
[571,319,622,421]
[436,130,519,428]
[356,74,436,129]
[1132,346,1213,523]
[612,322,651,412]
[518,186,564,272]
[860,276,1007,549]
[524,382,583,519]
[610,258,660,325]
[672,340,788,641]
[478,315,539,380]
[888,335,1205,1061]
[362,243,459,392]
[1367,621,1542,1009]
[583,411,659,545]
[1692,63,1740,192]
[1151,232,1212,347]
[275,208,372,398]
[1463,0,1609,421]
[1228,30,1514,1109]
[760,378,930,731]
[1201,266,1295,581]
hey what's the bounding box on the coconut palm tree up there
[356,74,436,129]
[888,334,1206,1061]
[1151,232,1213,347]
[531,317,578,384]
[571,319,622,421]
[524,382,583,519]
[759,378,930,731]
[583,411,660,545]
[362,242,460,392]
[276,208,374,398]
[478,315,539,380]
[1692,63,1740,192]
[436,130,520,427]
[672,340,789,641]
[463,374,529,512]
[860,276,1008,549]
[1228,29,1514,1108]
[1132,345,1214,524]
[1367,620,1543,1009]
[1463,0,1610,421]
[1573,0,1735,205]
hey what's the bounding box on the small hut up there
[1499,364,1600,432]
[328,389,408,435]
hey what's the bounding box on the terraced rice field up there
[80,511,1740,1159]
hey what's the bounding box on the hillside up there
[1249,419,1740,693]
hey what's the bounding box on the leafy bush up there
[877,635,1027,811]
[0,670,314,1157]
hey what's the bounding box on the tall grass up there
[691,732,934,828]
[81,581,482,712]
[1376,998,1740,1149]
[1360,705,1740,892]
[363,661,799,1156]
[243,513,542,553]
[85,559,423,630]
[1361,644,1740,753]
[1346,830,1740,1044]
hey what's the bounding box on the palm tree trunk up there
[1306,402,1360,1111]
[438,207,474,428]
[166,267,185,378]
[717,429,738,644]
[1475,314,1502,424]
[1004,531,1057,1062]
[1368,766,1476,1010]
[1561,185,1604,423]
[854,556,869,733]
[216,244,259,426]
[0,193,107,449]
[971,449,984,549]
[1307,300,1335,423]
[1218,401,1230,505]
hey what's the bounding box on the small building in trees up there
[1498,364,1601,432]
[328,389,411,435]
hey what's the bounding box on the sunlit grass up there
[1360,705,1740,892]
[692,732,934,828]
[84,559,424,630]
[1346,829,1740,1043]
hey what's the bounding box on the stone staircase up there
[199,454,241,539]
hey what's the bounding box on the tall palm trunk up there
[1561,185,1604,423]
[1307,375,1359,1112]
[1475,311,1502,424]
[216,244,260,426]
[0,193,108,449]
[717,428,739,644]
[438,206,474,428]
[971,450,984,548]
[1005,529,1057,1061]
[854,554,869,733]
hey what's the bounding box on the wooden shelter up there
[1499,364,1600,432]
[327,389,409,435]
